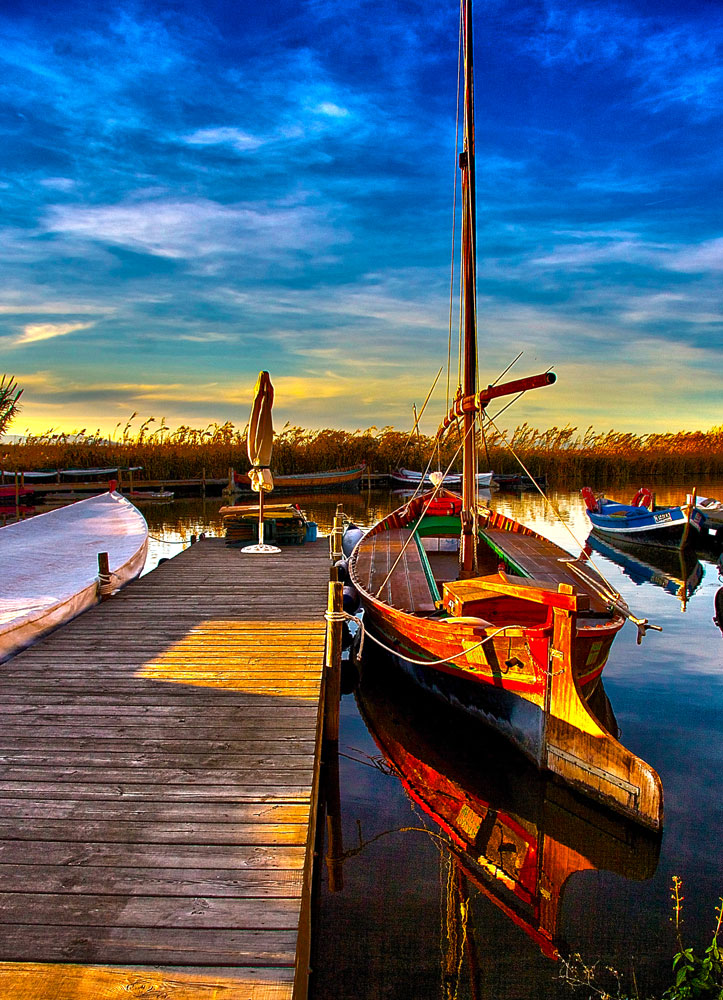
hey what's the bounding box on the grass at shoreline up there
[2,419,722,485]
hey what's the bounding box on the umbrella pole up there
[258,489,265,546]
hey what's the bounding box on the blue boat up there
[581,486,703,549]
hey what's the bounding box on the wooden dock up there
[0,538,331,999]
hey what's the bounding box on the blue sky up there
[1,0,721,437]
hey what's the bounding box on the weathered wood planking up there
[0,537,330,999]
[482,526,613,613]
[354,527,437,614]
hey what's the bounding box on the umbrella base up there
[240,543,281,554]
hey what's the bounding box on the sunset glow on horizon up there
[1,0,721,438]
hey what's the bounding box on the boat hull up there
[235,464,365,493]
[392,467,494,489]
[360,597,619,766]
[0,492,148,663]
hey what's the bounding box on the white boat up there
[0,491,148,663]
[391,467,495,489]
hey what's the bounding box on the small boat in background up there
[234,463,366,494]
[391,467,494,489]
[129,489,175,503]
[0,491,148,663]
[581,487,702,549]
[493,472,547,491]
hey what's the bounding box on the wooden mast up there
[460,0,478,575]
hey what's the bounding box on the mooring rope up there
[324,608,534,668]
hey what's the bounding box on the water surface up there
[141,479,723,999]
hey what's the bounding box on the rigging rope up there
[371,425,475,598]
[482,414,661,639]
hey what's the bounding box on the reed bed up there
[2,416,722,486]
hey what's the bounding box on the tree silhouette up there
[0,375,23,435]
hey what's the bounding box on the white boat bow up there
[0,491,148,662]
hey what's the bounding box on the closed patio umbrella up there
[242,371,280,553]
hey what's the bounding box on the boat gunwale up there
[348,491,626,644]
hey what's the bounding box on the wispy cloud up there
[42,197,349,261]
[524,2,723,116]
[1,0,720,435]
[181,127,265,152]
[11,321,95,346]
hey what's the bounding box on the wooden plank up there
[0,702,321,716]
[0,865,304,897]
[0,819,310,845]
[0,751,316,768]
[0,963,295,1000]
[0,926,298,964]
[0,893,302,929]
[0,781,311,801]
[0,734,318,750]
[0,766,316,786]
[356,528,436,614]
[0,537,329,995]
[0,799,311,823]
[0,841,306,868]
[482,526,612,613]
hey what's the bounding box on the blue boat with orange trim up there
[581,486,703,549]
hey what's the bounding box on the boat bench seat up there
[354,528,438,615]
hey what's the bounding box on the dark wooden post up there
[14,472,20,521]
[324,743,344,892]
[330,504,344,563]
[324,573,343,742]
[324,565,344,890]
[680,487,696,550]
[98,552,112,600]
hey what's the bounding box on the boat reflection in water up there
[585,535,704,611]
[354,656,661,963]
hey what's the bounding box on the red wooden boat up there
[348,0,662,828]
[0,485,34,500]
[234,463,365,494]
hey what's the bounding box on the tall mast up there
[460,0,478,575]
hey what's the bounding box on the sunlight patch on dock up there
[136,620,326,696]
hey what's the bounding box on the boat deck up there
[482,526,613,613]
[354,522,614,618]
[0,537,330,1000]
[353,528,438,615]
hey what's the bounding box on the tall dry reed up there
[2,416,722,485]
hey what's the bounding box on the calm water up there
[139,479,723,999]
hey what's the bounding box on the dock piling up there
[324,575,343,743]
[97,551,112,599]
[330,504,344,563]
